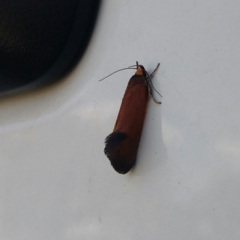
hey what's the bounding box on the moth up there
[101,62,161,174]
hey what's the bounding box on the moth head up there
[135,65,146,76]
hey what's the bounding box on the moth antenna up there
[127,61,139,69]
[98,67,137,81]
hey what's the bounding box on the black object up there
[0,0,101,96]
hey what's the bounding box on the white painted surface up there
[1,0,240,239]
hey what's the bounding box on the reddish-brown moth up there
[101,62,161,174]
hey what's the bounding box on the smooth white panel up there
[1,1,240,239]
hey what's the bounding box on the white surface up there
[1,0,240,239]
